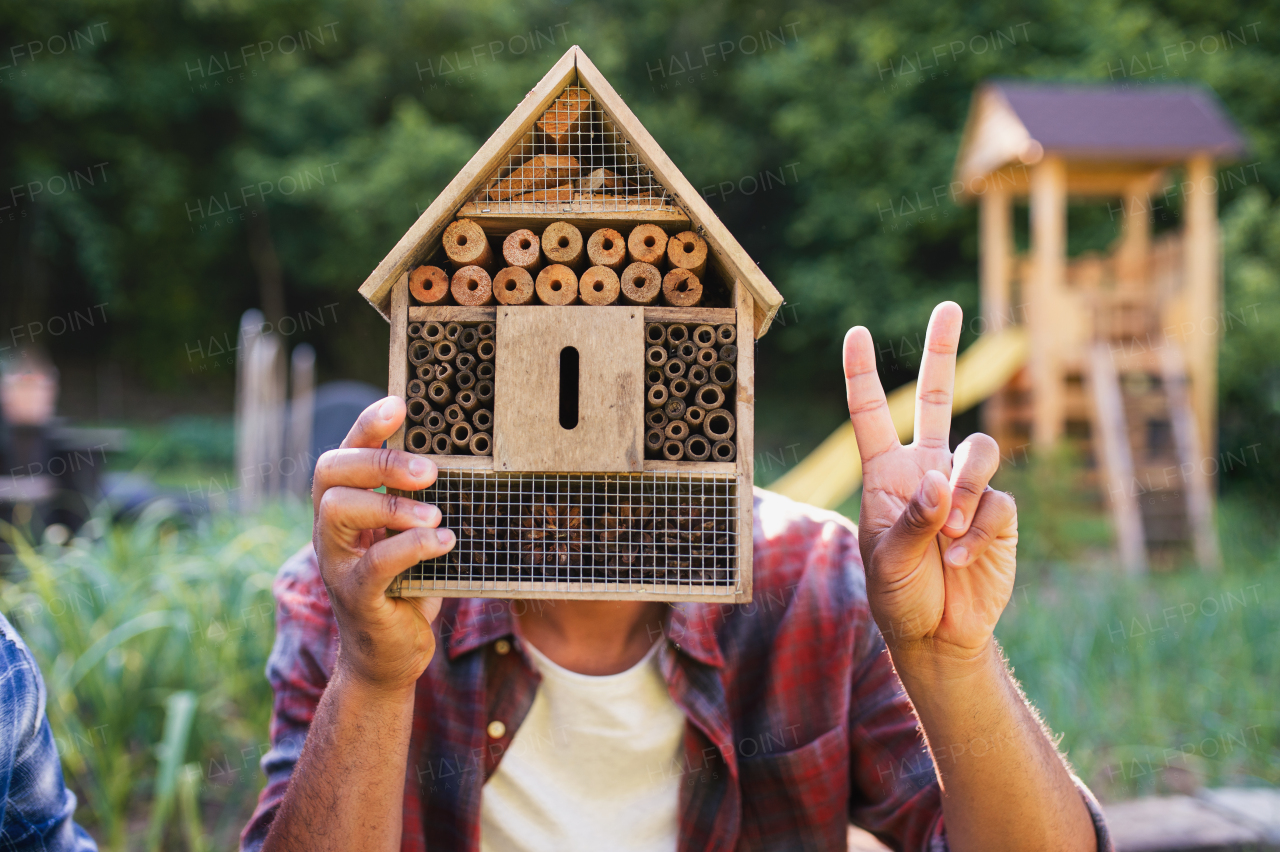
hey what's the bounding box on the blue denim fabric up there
[0,612,97,851]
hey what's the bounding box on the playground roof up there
[954,82,1246,190]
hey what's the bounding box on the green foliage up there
[0,502,310,851]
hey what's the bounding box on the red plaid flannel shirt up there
[242,489,1111,851]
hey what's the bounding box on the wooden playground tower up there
[955,82,1245,572]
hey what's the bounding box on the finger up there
[945,489,1017,568]
[877,469,952,570]
[354,525,457,595]
[843,326,900,464]
[318,487,443,541]
[341,397,406,450]
[942,433,1000,538]
[913,302,962,449]
[313,447,438,512]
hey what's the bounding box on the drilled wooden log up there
[662,268,702,307]
[485,154,580,201]
[587,227,626,270]
[627,224,668,266]
[579,266,620,306]
[666,230,708,276]
[503,229,543,271]
[451,266,494,306]
[542,222,585,269]
[443,219,495,271]
[535,264,579,306]
[409,266,451,305]
[493,267,535,305]
[621,262,661,306]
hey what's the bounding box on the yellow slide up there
[768,327,1029,510]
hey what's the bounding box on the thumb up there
[878,470,952,569]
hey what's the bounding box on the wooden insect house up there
[357,47,783,601]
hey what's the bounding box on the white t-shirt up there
[479,638,685,852]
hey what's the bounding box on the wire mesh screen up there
[389,470,740,597]
[466,82,679,215]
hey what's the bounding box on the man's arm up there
[842,303,1100,852]
[260,398,455,852]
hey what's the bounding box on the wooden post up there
[1161,343,1221,571]
[1088,344,1147,574]
[979,186,1011,443]
[1183,153,1219,485]
[1117,177,1151,291]
[1028,157,1067,449]
[286,343,315,498]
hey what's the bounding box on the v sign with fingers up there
[842,303,1097,852]
[844,301,1016,659]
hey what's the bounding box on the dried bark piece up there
[485,155,580,201]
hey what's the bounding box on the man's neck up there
[515,600,668,676]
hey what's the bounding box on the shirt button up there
[494,639,511,655]
[487,720,506,739]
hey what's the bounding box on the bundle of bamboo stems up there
[643,321,737,463]
[403,319,495,456]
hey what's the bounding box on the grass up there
[0,473,1275,850]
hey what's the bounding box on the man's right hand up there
[312,396,456,694]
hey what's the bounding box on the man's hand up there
[843,302,1017,662]
[312,396,455,693]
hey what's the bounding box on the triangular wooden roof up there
[357,46,784,338]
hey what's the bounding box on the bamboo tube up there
[407,379,427,400]
[664,420,689,442]
[692,325,716,347]
[451,266,494,306]
[718,344,737,363]
[408,322,423,338]
[662,440,685,461]
[459,328,480,351]
[431,433,453,454]
[406,426,432,452]
[542,222,585,269]
[444,404,466,425]
[646,384,668,409]
[434,341,457,362]
[587,228,626,270]
[665,231,708,276]
[502,229,543,271]
[475,380,494,403]
[477,322,495,339]
[473,409,493,431]
[444,323,462,341]
[469,432,493,456]
[645,429,664,454]
[703,409,736,441]
[696,347,717,368]
[457,389,479,413]
[408,341,435,366]
[422,322,445,342]
[456,352,477,373]
[711,361,736,388]
[662,268,702,307]
[416,364,435,381]
[536,264,579,305]
[712,440,736,462]
[621,262,661,305]
[406,397,429,422]
[450,422,473,447]
[627,224,668,265]
[664,398,687,421]
[424,410,447,434]
[494,267,535,305]
[716,324,736,345]
[645,323,667,346]
[476,362,494,381]
[434,362,455,385]
[428,381,453,406]
[579,266,620,305]
[645,367,665,386]
[477,339,496,361]
[409,266,451,305]
[668,377,691,399]
[684,405,706,428]
[675,341,697,363]
[663,358,686,379]
[666,324,689,345]
[684,434,711,462]
[645,346,668,367]
[645,408,668,429]
[695,384,725,410]
[443,219,495,271]
[456,371,476,391]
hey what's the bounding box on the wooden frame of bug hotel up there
[358,46,784,602]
